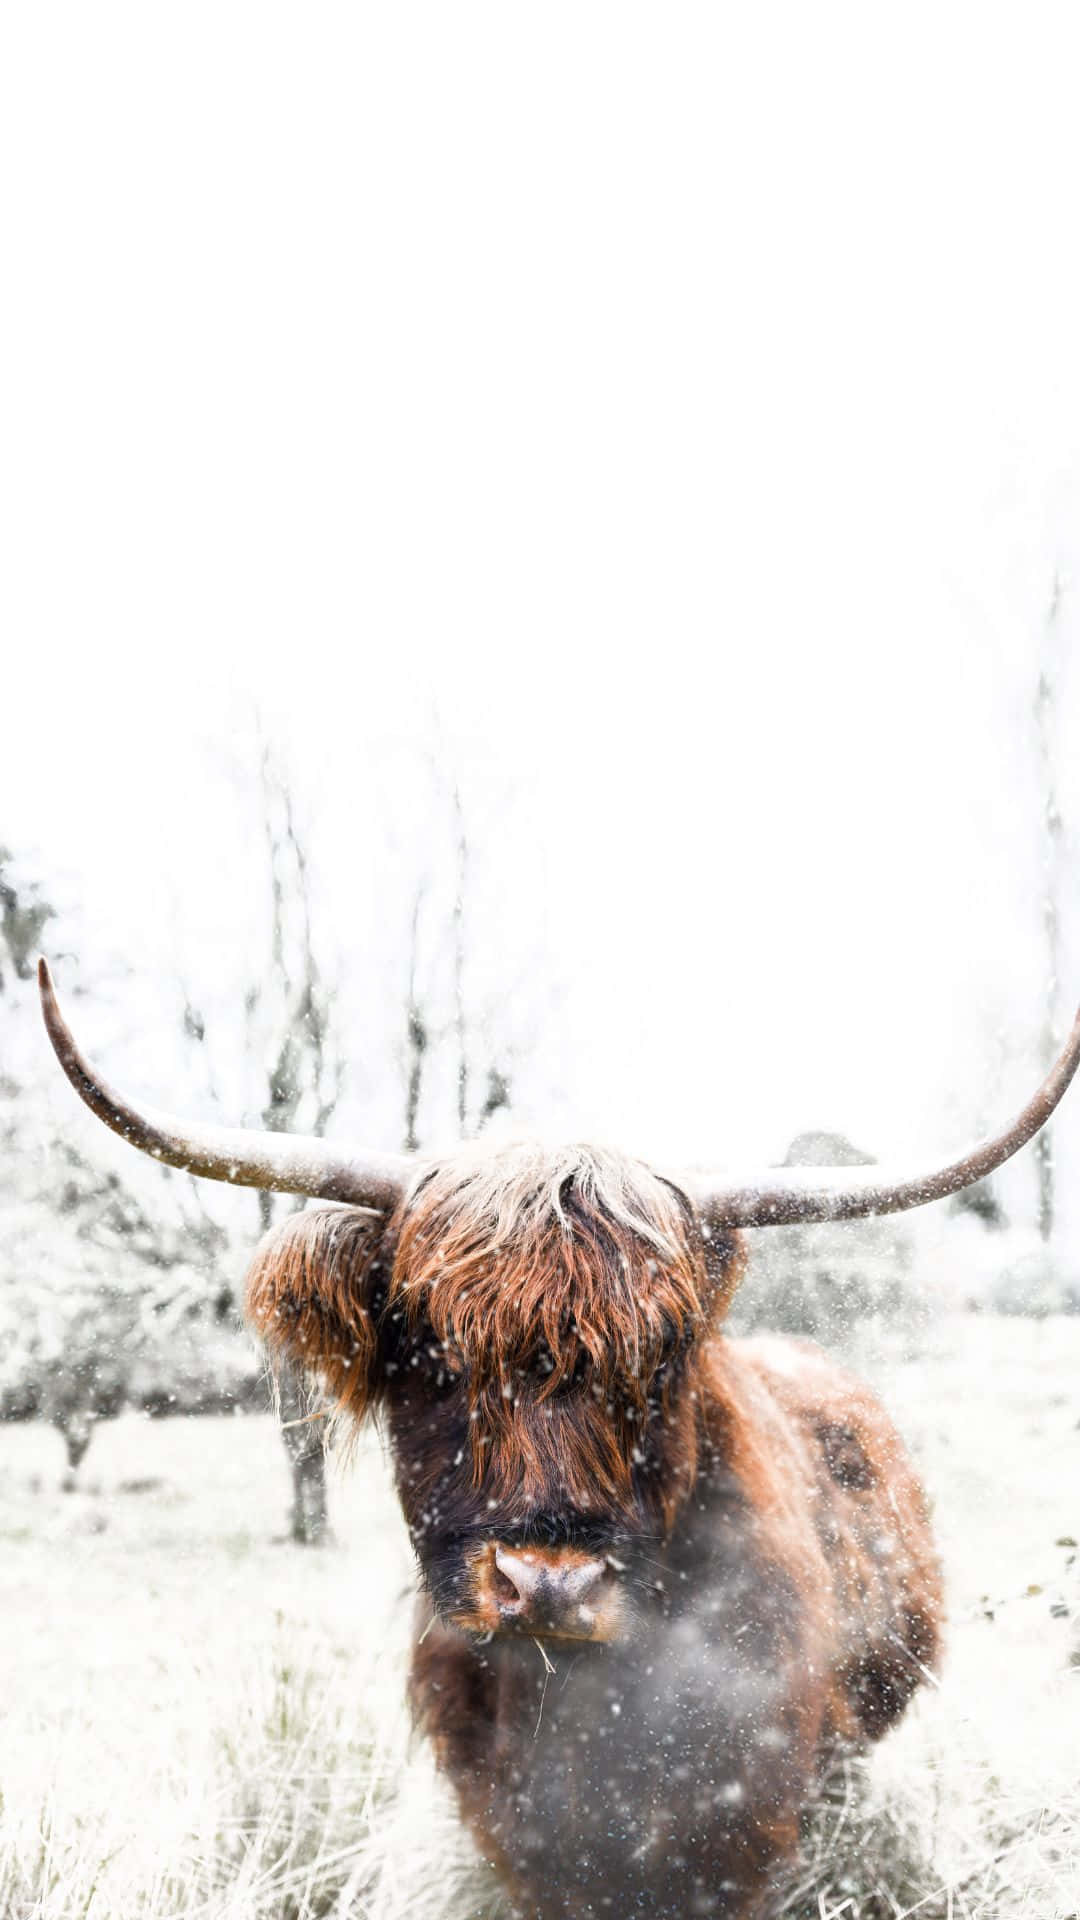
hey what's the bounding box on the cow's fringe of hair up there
[393,1142,705,1388]
[390,1141,730,1503]
[244,1204,388,1424]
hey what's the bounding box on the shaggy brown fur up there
[245,1204,388,1423]
[245,1140,943,1920]
[391,1143,726,1518]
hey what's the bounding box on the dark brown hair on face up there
[244,1144,746,1541]
[388,1142,742,1523]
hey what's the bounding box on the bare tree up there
[183,749,346,1544]
[402,888,428,1152]
[257,753,344,1543]
[246,756,517,1532]
[451,778,469,1136]
[395,775,513,1154]
[1033,573,1066,1244]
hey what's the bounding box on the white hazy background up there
[4,5,1080,1231]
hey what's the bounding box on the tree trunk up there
[257,1190,332,1545]
[276,1354,332,1546]
[1034,1127,1054,1246]
[1034,585,1064,1247]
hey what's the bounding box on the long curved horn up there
[680,1001,1080,1228]
[38,959,409,1211]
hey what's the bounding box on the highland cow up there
[39,960,1080,1919]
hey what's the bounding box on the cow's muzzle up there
[459,1540,623,1642]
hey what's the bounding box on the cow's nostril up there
[492,1563,521,1606]
[493,1545,545,1614]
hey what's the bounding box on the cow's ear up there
[245,1205,391,1423]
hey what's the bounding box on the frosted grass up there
[1,1314,1077,1919]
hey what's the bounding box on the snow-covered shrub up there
[733,1213,922,1345]
[128,1312,265,1418]
[977,1229,1080,1317]
[729,1131,925,1348]
[0,1197,137,1469]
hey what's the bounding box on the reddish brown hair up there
[389,1142,733,1514]
[244,1144,744,1523]
[245,1204,388,1423]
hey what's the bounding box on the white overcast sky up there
[4,5,1080,1227]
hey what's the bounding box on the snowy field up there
[1,1313,1077,1920]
